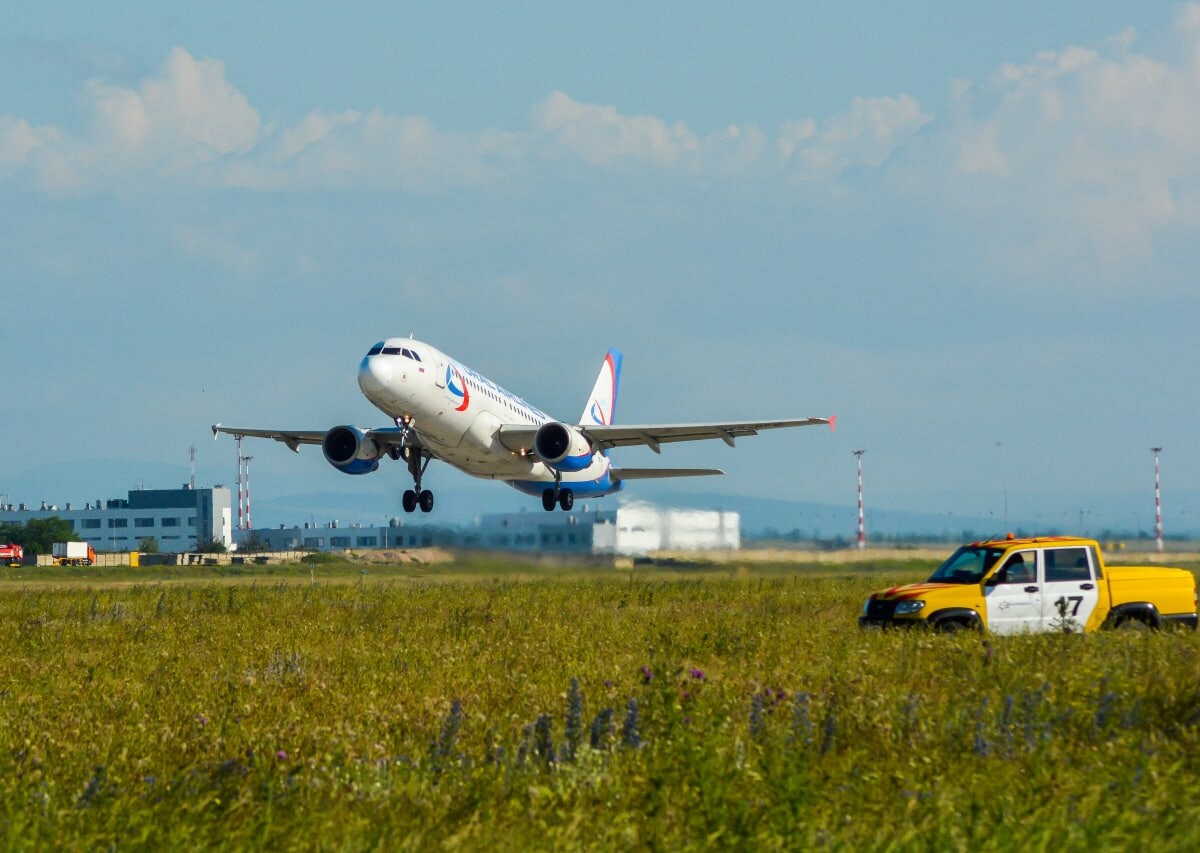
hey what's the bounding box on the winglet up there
[212,423,221,439]
[828,415,837,432]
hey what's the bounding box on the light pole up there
[1151,447,1163,552]
[852,450,866,549]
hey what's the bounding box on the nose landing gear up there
[401,446,434,513]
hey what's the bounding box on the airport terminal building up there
[248,503,739,557]
[0,486,233,552]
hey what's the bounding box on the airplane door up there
[1039,546,1101,632]
[984,550,1042,634]
[435,361,446,389]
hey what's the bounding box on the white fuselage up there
[357,338,616,495]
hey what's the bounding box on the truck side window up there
[998,551,1035,584]
[1044,547,1092,583]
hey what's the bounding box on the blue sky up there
[2,3,1198,534]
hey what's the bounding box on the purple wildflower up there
[690,668,706,681]
[640,666,653,684]
[276,750,288,761]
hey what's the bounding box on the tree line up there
[0,516,77,555]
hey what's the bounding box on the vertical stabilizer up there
[580,349,623,426]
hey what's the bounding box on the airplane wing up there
[610,468,724,481]
[211,424,423,453]
[497,417,832,456]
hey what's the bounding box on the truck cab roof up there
[969,535,1094,549]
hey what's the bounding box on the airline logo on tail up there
[582,349,622,426]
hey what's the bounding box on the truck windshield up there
[928,546,1005,585]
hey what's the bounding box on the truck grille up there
[865,599,898,621]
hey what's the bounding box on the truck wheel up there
[1116,615,1151,632]
[936,618,976,633]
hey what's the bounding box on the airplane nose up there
[358,355,393,396]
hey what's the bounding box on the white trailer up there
[52,542,95,565]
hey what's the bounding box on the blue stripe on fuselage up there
[506,470,623,498]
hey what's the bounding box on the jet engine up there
[534,422,595,472]
[322,425,382,475]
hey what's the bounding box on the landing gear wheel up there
[403,449,434,513]
[542,489,556,512]
[558,489,574,511]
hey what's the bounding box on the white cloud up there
[527,91,774,177]
[0,116,59,177]
[529,90,700,168]
[85,46,260,158]
[0,52,924,193]
[1176,2,1200,31]
[1,47,262,193]
[5,14,1200,268]
[778,94,929,181]
[892,11,1200,264]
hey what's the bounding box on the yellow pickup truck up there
[860,535,1198,633]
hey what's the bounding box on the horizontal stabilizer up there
[610,467,724,481]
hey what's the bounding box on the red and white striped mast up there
[235,435,244,531]
[243,453,252,531]
[234,435,253,531]
[852,449,866,549]
[1151,446,1163,552]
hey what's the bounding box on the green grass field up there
[2,556,1198,849]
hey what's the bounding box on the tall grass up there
[0,568,1198,848]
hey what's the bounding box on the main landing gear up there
[401,447,434,513]
[541,472,574,512]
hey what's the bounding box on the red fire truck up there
[1,544,24,567]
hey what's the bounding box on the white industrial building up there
[470,503,734,556]
[472,503,739,556]
[0,486,233,552]
[593,504,740,555]
[247,502,739,557]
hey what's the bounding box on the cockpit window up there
[367,342,385,356]
[377,346,423,362]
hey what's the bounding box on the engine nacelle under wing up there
[322,425,382,475]
[534,422,595,473]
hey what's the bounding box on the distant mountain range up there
[5,457,1196,540]
[247,486,1184,541]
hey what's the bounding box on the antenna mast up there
[1151,446,1163,552]
[852,449,866,549]
[244,453,252,531]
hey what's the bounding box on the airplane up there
[213,338,834,513]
